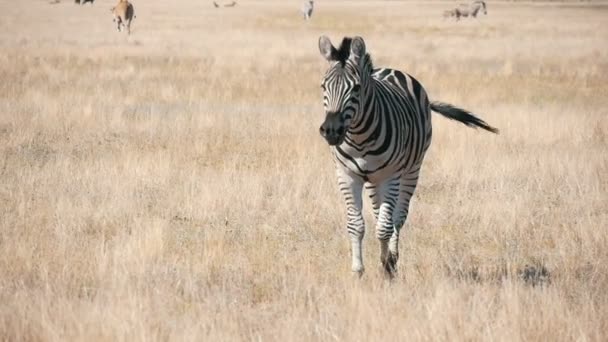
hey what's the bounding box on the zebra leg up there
[388,171,420,275]
[365,183,380,221]
[337,171,366,276]
[372,176,400,278]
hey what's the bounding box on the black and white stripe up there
[318,36,498,278]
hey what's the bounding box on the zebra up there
[302,0,314,20]
[75,0,94,4]
[318,36,498,278]
[455,0,487,20]
[224,1,237,7]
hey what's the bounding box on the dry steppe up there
[0,0,607,341]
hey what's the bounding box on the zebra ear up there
[349,36,366,62]
[319,35,337,61]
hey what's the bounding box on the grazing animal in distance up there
[455,0,487,20]
[443,8,458,19]
[213,1,220,8]
[317,36,498,278]
[75,0,94,4]
[224,1,237,7]
[111,0,136,35]
[301,0,314,20]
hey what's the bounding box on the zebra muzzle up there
[319,121,346,146]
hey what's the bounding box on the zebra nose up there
[320,123,343,137]
[319,122,345,145]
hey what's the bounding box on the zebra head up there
[318,35,367,146]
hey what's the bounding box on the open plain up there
[0,0,607,340]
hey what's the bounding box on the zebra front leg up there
[337,171,365,276]
[347,205,365,277]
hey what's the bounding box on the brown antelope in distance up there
[111,0,136,35]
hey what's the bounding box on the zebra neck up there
[346,80,379,146]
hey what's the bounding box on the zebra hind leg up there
[380,233,398,279]
[382,239,398,278]
[366,183,395,277]
[371,176,401,279]
[386,172,419,279]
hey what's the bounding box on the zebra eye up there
[352,84,361,92]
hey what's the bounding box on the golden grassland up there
[0,0,607,340]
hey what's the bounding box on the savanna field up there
[0,0,607,340]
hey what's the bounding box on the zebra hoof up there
[382,254,398,279]
[352,266,365,279]
[353,270,364,279]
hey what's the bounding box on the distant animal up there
[111,0,136,35]
[301,0,314,20]
[75,0,94,4]
[443,8,458,19]
[224,1,237,7]
[317,36,498,278]
[213,1,219,8]
[455,0,487,20]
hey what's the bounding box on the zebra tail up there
[430,101,499,134]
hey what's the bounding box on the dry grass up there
[1,0,607,341]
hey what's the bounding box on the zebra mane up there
[361,53,374,75]
[334,37,374,72]
[334,37,353,66]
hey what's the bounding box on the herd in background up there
[298,1,487,22]
[300,0,487,22]
[53,0,488,35]
[48,0,137,35]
